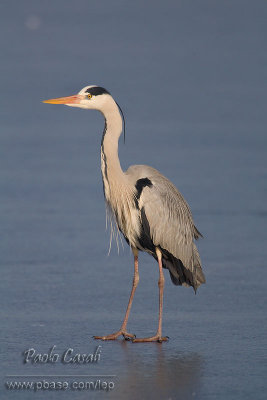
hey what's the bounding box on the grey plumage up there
[125,165,205,292]
[43,85,205,342]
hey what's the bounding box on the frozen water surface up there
[1,1,266,399]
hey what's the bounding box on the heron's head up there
[43,85,112,110]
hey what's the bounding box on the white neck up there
[99,96,140,244]
[100,98,125,201]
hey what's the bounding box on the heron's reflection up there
[109,341,203,400]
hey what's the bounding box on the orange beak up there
[42,95,82,104]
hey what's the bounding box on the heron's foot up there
[132,335,169,343]
[93,330,136,341]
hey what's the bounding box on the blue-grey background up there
[1,0,266,399]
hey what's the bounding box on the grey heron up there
[43,85,205,343]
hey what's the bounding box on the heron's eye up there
[87,93,92,99]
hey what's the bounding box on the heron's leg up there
[120,248,139,335]
[94,248,139,340]
[133,247,168,343]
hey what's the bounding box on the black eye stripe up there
[85,87,110,96]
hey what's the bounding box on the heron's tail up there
[161,245,205,293]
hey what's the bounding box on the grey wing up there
[136,168,205,291]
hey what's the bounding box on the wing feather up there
[140,178,195,267]
[126,165,205,290]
